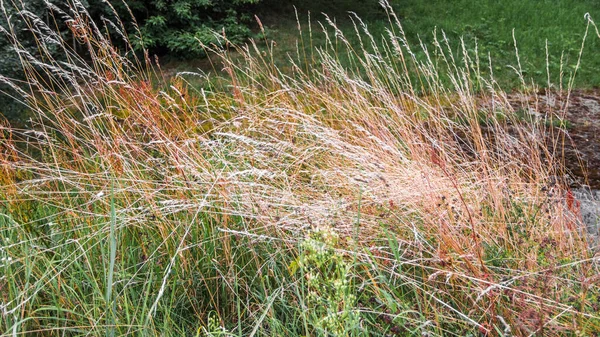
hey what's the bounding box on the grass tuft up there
[1,1,599,336]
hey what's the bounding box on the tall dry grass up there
[0,1,599,336]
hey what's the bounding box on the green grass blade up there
[106,182,117,337]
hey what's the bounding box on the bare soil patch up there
[502,89,600,188]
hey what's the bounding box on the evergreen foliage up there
[120,0,262,56]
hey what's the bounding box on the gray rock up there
[573,188,600,247]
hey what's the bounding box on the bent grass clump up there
[0,1,599,336]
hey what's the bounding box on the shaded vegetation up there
[122,0,263,56]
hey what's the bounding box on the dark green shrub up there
[120,0,262,57]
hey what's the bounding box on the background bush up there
[121,0,263,57]
[0,0,263,121]
[0,0,55,122]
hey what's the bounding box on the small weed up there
[294,229,361,336]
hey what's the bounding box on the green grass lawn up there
[168,0,600,90]
[393,0,600,88]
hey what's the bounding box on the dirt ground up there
[500,89,600,188]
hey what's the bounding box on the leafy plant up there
[120,0,263,57]
[294,229,361,336]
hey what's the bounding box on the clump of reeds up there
[0,1,598,336]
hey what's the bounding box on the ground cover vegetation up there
[1,1,600,336]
